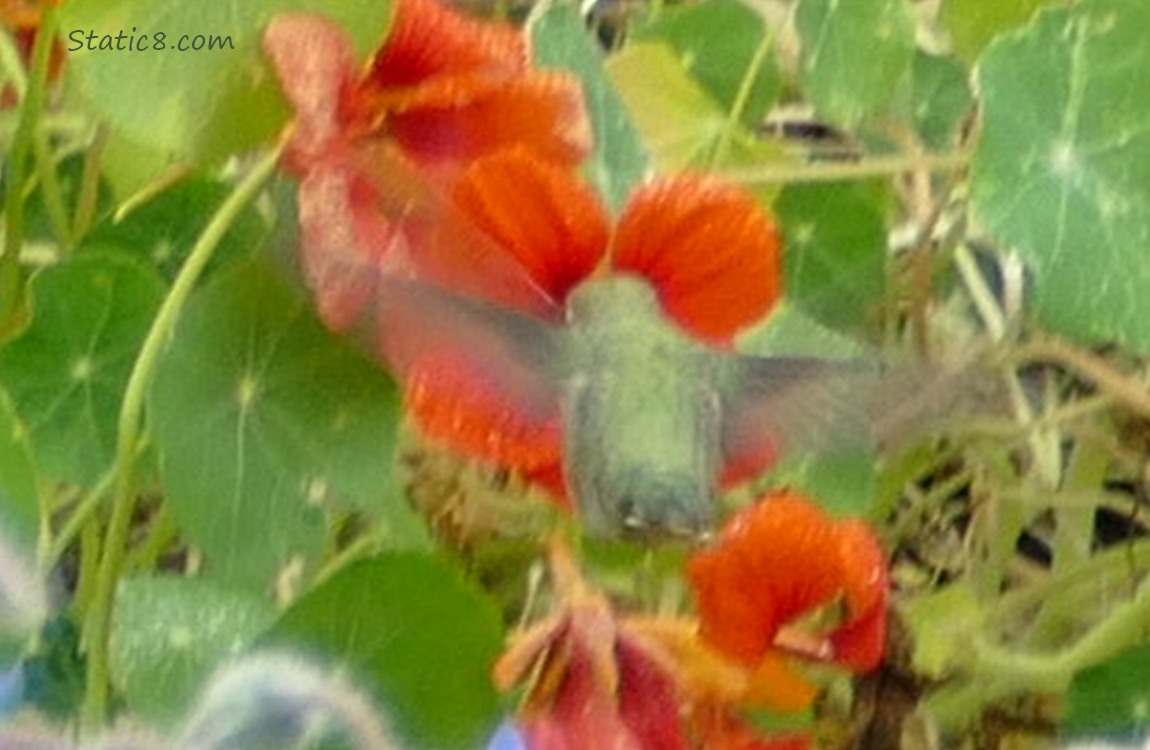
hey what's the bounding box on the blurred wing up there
[366,273,567,473]
[356,142,564,318]
[719,356,884,484]
[720,354,995,483]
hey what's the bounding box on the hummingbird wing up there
[718,355,885,484]
[364,271,568,476]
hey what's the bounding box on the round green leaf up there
[111,576,276,724]
[149,259,426,591]
[794,0,915,126]
[1066,641,1150,735]
[973,0,1150,351]
[59,0,394,165]
[530,3,650,212]
[0,253,166,486]
[775,181,889,334]
[264,553,504,750]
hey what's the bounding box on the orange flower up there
[263,0,589,330]
[687,491,888,710]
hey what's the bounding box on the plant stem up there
[720,148,972,185]
[707,29,774,169]
[73,125,109,241]
[0,5,57,336]
[79,148,281,730]
[33,127,74,249]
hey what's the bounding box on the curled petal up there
[365,0,527,88]
[613,177,782,344]
[453,149,610,306]
[687,492,888,674]
[264,14,359,165]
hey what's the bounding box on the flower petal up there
[829,520,888,671]
[383,74,591,169]
[365,0,527,88]
[613,177,782,344]
[687,493,843,666]
[296,159,395,332]
[264,13,358,165]
[616,636,691,750]
[453,149,609,306]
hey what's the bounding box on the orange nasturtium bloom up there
[263,0,589,331]
[687,491,889,711]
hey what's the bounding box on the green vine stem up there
[0,5,58,336]
[706,28,774,170]
[79,148,282,729]
[720,148,972,185]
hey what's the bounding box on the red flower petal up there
[365,0,527,88]
[616,636,691,750]
[453,149,609,307]
[829,521,889,670]
[263,14,359,166]
[383,74,591,169]
[687,492,889,674]
[613,177,782,345]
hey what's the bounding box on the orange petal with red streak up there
[613,176,782,344]
[829,520,889,671]
[453,149,609,304]
[385,73,591,168]
[366,0,526,88]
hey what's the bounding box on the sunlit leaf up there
[972,0,1150,352]
[1066,641,1150,735]
[941,0,1058,64]
[794,0,915,126]
[774,181,889,334]
[59,0,394,165]
[264,553,503,750]
[634,0,780,128]
[0,253,166,486]
[530,3,649,212]
[111,576,276,723]
[0,387,39,546]
[84,177,270,281]
[149,259,426,591]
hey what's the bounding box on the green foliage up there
[942,0,1059,63]
[794,0,915,126]
[911,51,974,149]
[84,178,270,280]
[973,0,1150,352]
[775,182,889,334]
[264,553,504,750]
[530,3,649,211]
[0,387,40,546]
[110,576,276,723]
[1066,642,1150,736]
[148,259,426,590]
[0,253,166,486]
[634,0,780,128]
[59,0,395,166]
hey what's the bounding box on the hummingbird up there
[303,146,944,539]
